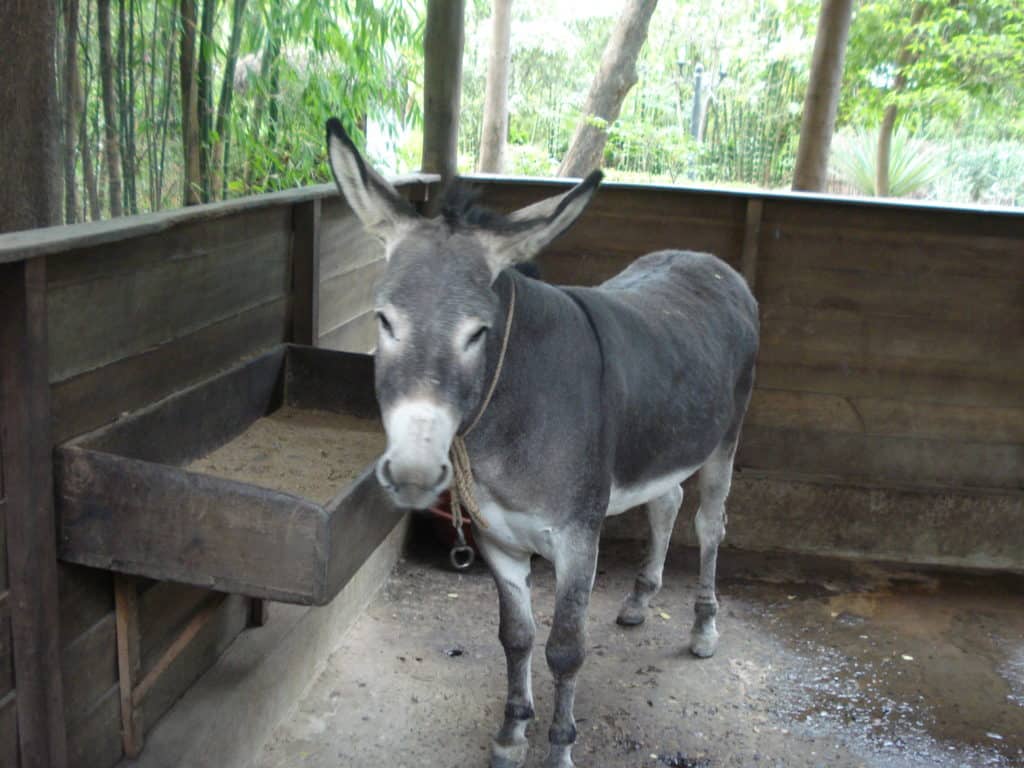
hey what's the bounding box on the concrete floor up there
[255,531,1024,768]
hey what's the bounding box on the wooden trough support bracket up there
[114,575,226,758]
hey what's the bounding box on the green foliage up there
[841,0,1024,140]
[831,127,946,197]
[230,0,423,194]
[931,140,1024,206]
[70,0,423,218]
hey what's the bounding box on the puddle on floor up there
[737,565,1024,767]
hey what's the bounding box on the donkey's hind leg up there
[616,485,683,626]
[690,440,737,658]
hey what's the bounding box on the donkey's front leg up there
[479,539,536,768]
[544,534,599,768]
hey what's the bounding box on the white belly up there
[606,465,700,516]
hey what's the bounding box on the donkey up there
[325,117,759,768]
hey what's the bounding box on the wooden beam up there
[131,594,225,707]
[741,198,763,294]
[0,175,438,265]
[292,199,322,346]
[114,575,143,758]
[0,259,68,768]
[422,0,466,194]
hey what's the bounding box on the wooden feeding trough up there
[54,343,401,607]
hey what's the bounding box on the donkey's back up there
[567,249,759,495]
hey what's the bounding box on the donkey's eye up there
[465,326,489,351]
[377,312,396,340]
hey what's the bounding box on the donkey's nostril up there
[436,463,451,488]
[381,458,396,487]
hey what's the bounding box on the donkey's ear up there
[326,117,416,246]
[481,171,602,277]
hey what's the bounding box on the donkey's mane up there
[439,185,533,234]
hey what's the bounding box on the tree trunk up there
[78,0,102,220]
[126,0,139,212]
[78,80,101,221]
[179,0,202,205]
[875,3,926,197]
[245,4,281,191]
[558,0,658,178]
[478,0,513,173]
[791,0,853,192]
[212,0,248,200]
[98,0,124,216]
[422,0,466,188]
[62,0,81,223]
[0,5,62,230]
[197,0,217,201]
[156,10,178,209]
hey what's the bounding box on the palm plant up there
[831,127,946,197]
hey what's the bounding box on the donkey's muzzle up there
[376,455,451,509]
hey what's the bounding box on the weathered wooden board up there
[759,227,1024,280]
[81,346,285,467]
[138,583,215,674]
[65,685,119,768]
[0,176,435,264]
[284,345,378,418]
[738,424,1023,491]
[325,468,406,599]
[755,362,1024,410]
[318,259,386,339]
[292,200,322,346]
[51,297,289,444]
[138,595,247,736]
[0,691,17,768]
[57,565,112,653]
[318,198,384,281]
[57,447,327,603]
[48,218,291,383]
[1,259,68,768]
[0,593,12,700]
[760,305,1023,382]
[61,615,116,726]
[318,309,376,354]
[747,389,1024,444]
[758,265,1022,329]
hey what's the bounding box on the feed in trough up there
[187,407,385,505]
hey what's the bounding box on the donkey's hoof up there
[542,747,574,768]
[614,606,647,626]
[491,739,529,768]
[616,599,647,626]
[689,627,719,658]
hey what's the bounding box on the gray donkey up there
[326,118,759,768]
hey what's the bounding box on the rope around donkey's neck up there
[448,277,517,533]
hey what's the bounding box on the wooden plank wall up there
[36,179,430,768]
[476,180,1024,494]
[0,509,15,768]
[47,206,293,768]
[316,196,386,354]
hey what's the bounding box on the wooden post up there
[114,575,143,758]
[292,199,322,347]
[422,0,466,199]
[740,198,763,295]
[0,259,69,768]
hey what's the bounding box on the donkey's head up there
[326,117,601,508]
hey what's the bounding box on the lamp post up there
[691,63,704,141]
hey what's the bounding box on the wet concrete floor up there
[256,532,1024,768]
